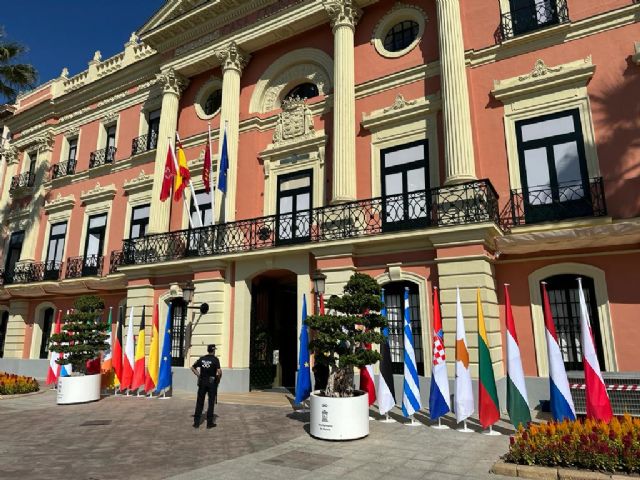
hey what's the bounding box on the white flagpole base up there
[157,390,171,400]
[405,416,421,427]
[457,420,474,433]
[379,413,395,423]
[431,418,450,430]
[483,425,501,436]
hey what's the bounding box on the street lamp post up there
[311,270,327,315]
[182,280,209,314]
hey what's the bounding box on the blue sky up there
[1,1,164,100]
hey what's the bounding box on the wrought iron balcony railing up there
[499,0,569,41]
[88,146,117,169]
[9,172,36,193]
[109,250,124,274]
[65,255,104,279]
[122,180,500,266]
[0,261,63,285]
[51,159,77,179]
[500,177,606,231]
[131,131,158,156]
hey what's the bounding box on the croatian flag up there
[402,287,422,417]
[429,287,450,420]
[541,283,576,421]
[577,278,613,422]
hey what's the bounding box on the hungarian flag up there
[159,144,176,201]
[145,304,160,393]
[359,342,376,406]
[429,287,450,420]
[455,288,474,423]
[121,307,135,391]
[131,306,146,391]
[504,285,531,429]
[46,309,63,385]
[376,289,396,416]
[174,136,190,201]
[542,283,576,421]
[478,289,500,429]
[113,306,124,387]
[203,125,212,193]
[577,278,613,422]
[100,307,115,389]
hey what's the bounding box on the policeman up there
[191,344,222,429]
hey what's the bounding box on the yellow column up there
[215,41,250,223]
[436,0,477,185]
[324,0,361,203]
[148,68,189,234]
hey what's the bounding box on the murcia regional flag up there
[504,285,531,429]
[429,287,450,420]
[454,288,474,423]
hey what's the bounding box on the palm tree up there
[0,28,37,103]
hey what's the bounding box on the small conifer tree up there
[49,295,109,375]
[306,273,387,397]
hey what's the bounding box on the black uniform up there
[193,354,220,426]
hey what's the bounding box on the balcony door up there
[515,109,591,224]
[170,299,186,367]
[0,311,8,358]
[509,0,558,36]
[4,231,24,284]
[276,170,312,245]
[381,141,430,232]
[83,214,107,276]
[38,308,55,360]
[45,222,67,281]
[105,125,117,162]
[147,110,160,150]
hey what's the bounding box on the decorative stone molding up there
[362,94,441,131]
[156,68,189,96]
[323,0,362,31]
[383,94,418,113]
[44,193,76,215]
[65,126,80,137]
[633,41,640,66]
[492,56,595,101]
[273,97,315,144]
[372,2,427,58]
[0,144,18,164]
[215,41,251,73]
[35,133,54,153]
[123,170,153,195]
[80,182,117,205]
[102,111,119,125]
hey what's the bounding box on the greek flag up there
[402,287,422,417]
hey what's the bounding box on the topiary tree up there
[49,295,109,375]
[306,273,387,397]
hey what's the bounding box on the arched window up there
[544,275,605,371]
[39,308,55,359]
[203,89,222,116]
[383,281,424,375]
[383,20,420,53]
[0,311,8,358]
[283,82,319,102]
[171,298,187,367]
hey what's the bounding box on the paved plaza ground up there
[0,388,512,480]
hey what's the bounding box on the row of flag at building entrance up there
[46,304,175,397]
[294,280,614,431]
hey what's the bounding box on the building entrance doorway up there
[249,270,298,391]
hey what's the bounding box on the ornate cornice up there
[44,193,76,215]
[123,170,153,195]
[517,59,563,81]
[323,0,362,31]
[0,144,18,164]
[383,94,418,113]
[80,182,117,205]
[361,94,441,131]
[215,41,251,74]
[156,68,189,96]
[36,133,54,153]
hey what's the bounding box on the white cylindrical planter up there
[57,374,101,405]
[310,390,369,440]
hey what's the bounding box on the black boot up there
[193,417,200,428]
[206,419,216,429]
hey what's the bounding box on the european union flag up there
[155,303,173,393]
[294,294,311,405]
[218,127,229,194]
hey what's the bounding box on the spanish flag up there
[131,306,146,392]
[174,135,190,201]
[144,304,159,394]
[478,289,500,429]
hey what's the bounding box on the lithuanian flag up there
[145,304,160,394]
[174,136,190,201]
[478,289,500,429]
[131,306,146,391]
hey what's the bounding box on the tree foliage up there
[0,27,37,103]
[49,295,110,375]
[306,273,387,397]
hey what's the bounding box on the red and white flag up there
[359,342,376,406]
[46,310,63,385]
[159,143,176,201]
[121,307,135,391]
[577,278,613,422]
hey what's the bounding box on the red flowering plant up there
[505,416,640,474]
[0,372,40,395]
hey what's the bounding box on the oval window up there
[383,20,419,53]
[203,89,222,116]
[283,82,319,102]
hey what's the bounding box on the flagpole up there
[457,419,473,433]
[208,122,216,228]
[169,135,195,229]
[176,132,203,228]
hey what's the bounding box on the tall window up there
[171,298,186,367]
[39,308,55,360]
[509,0,559,36]
[381,141,429,230]
[67,138,78,172]
[27,151,37,175]
[147,110,160,150]
[45,222,67,280]
[190,190,213,228]
[4,231,25,283]
[129,205,150,239]
[276,170,312,244]
[83,214,107,276]
[105,125,117,162]
[0,311,8,358]
[544,275,605,371]
[515,109,590,223]
[383,282,424,375]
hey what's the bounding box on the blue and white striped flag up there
[402,287,422,417]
